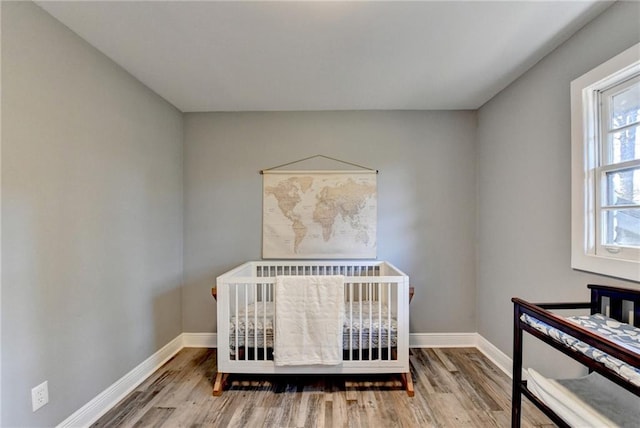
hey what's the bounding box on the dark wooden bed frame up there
[511,284,640,427]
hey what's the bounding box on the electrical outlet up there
[31,381,49,412]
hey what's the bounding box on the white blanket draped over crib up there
[274,275,345,366]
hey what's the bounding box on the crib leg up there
[213,372,230,396]
[401,372,415,397]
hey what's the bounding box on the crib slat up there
[359,283,363,361]
[350,282,354,361]
[244,284,248,360]
[368,283,372,360]
[378,283,382,360]
[253,283,258,361]
[388,282,392,360]
[234,286,239,361]
[262,282,267,361]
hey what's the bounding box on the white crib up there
[213,260,412,396]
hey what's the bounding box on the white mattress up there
[527,368,640,427]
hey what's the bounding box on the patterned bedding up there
[521,313,640,387]
[229,302,397,355]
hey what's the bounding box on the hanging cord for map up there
[260,154,378,174]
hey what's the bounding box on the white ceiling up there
[36,1,612,112]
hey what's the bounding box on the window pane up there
[611,81,640,130]
[607,125,640,164]
[606,167,640,205]
[603,208,640,247]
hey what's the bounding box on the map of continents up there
[263,172,377,259]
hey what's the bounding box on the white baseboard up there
[183,333,482,350]
[180,332,481,350]
[409,332,477,348]
[475,334,513,378]
[56,334,184,428]
[410,333,515,379]
[410,333,514,379]
[57,331,514,427]
[183,332,217,348]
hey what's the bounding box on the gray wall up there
[476,0,640,378]
[1,2,183,426]
[3,0,640,425]
[183,111,477,334]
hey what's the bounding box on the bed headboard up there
[588,284,640,327]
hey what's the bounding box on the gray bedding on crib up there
[228,302,398,353]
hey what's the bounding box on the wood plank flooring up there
[92,348,552,427]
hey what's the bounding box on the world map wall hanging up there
[262,164,377,259]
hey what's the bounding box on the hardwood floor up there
[92,348,552,427]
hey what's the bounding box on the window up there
[571,43,640,281]
[598,77,640,252]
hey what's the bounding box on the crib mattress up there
[521,313,640,387]
[527,369,640,427]
[229,302,397,355]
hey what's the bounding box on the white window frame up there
[571,42,640,282]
